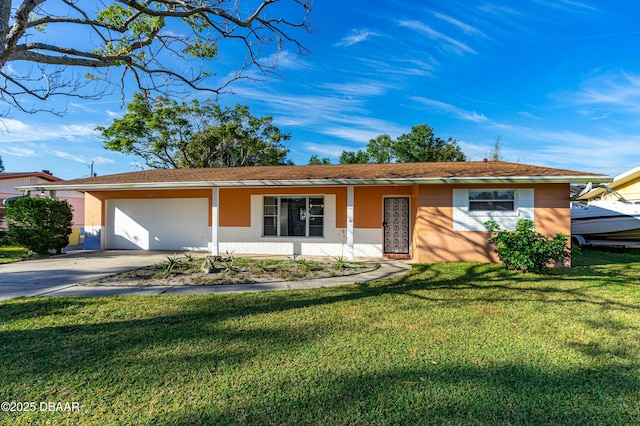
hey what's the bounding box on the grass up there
[0,248,639,425]
[0,246,31,264]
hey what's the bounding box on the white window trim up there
[467,189,519,218]
[262,195,325,238]
[453,188,534,231]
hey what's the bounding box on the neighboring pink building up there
[0,171,85,245]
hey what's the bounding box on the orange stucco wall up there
[354,186,413,228]
[412,183,570,263]
[218,187,348,228]
[533,184,571,237]
[85,193,104,227]
[83,183,570,264]
[218,185,414,229]
[84,189,213,226]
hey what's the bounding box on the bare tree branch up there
[0,0,313,114]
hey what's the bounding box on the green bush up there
[6,196,73,255]
[484,219,569,273]
[0,227,7,246]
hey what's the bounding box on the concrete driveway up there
[0,251,412,301]
[0,251,174,301]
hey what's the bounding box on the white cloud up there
[399,20,476,55]
[93,156,115,164]
[456,138,498,161]
[482,121,640,176]
[232,86,405,145]
[478,4,520,16]
[352,57,436,77]
[534,0,597,12]
[323,80,392,97]
[263,50,313,70]
[62,123,96,134]
[49,150,116,165]
[234,87,367,127]
[335,29,381,47]
[432,12,488,37]
[51,150,88,163]
[411,97,489,123]
[320,126,382,144]
[0,118,98,143]
[568,71,640,114]
[303,142,352,157]
[0,118,30,134]
[0,146,37,157]
[518,111,543,120]
[69,99,128,115]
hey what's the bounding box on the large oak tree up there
[0,0,311,113]
[339,123,466,164]
[98,93,291,169]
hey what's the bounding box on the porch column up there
[211,187,219,255]
[346,185,354,261]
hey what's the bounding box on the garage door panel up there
[111,206,150,249]
[106,198,209,250]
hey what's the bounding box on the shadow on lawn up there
[574,247,640,265]
[354,262,640,313]
[151,363,640,425]
[0,295,338,378]
[0,261,638,424]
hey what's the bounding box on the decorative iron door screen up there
[383,197,410,254]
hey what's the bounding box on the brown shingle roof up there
[21,161,610,190]
[0,172,61,182]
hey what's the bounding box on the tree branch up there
[0,0,313,114]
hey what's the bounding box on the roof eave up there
[15,174,611,192]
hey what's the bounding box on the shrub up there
[0,227,7,246]
[484,219,569,274]
[161,254,180,278]
[6,196,73,255]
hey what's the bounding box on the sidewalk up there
[40,260,412,298]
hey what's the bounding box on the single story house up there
[1,171,85,244]
[19,161,609,263]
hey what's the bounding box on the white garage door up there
[106,198,209,250]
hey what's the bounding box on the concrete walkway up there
[0,251,411,300]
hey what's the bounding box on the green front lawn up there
[0,246,30,264]
[1,249,639,425]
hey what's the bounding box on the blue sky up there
[0,0,638,180]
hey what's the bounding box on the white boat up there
[571,199,640,240]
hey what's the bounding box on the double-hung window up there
[263,196,324,237]
[469,190,515,212]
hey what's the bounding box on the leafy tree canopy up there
[339,124,466,164]
[308,154,331,165]
[0,154,4,172]
[0,0,311,114]
[98,93,291,169]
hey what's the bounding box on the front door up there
[383,197,410,254]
